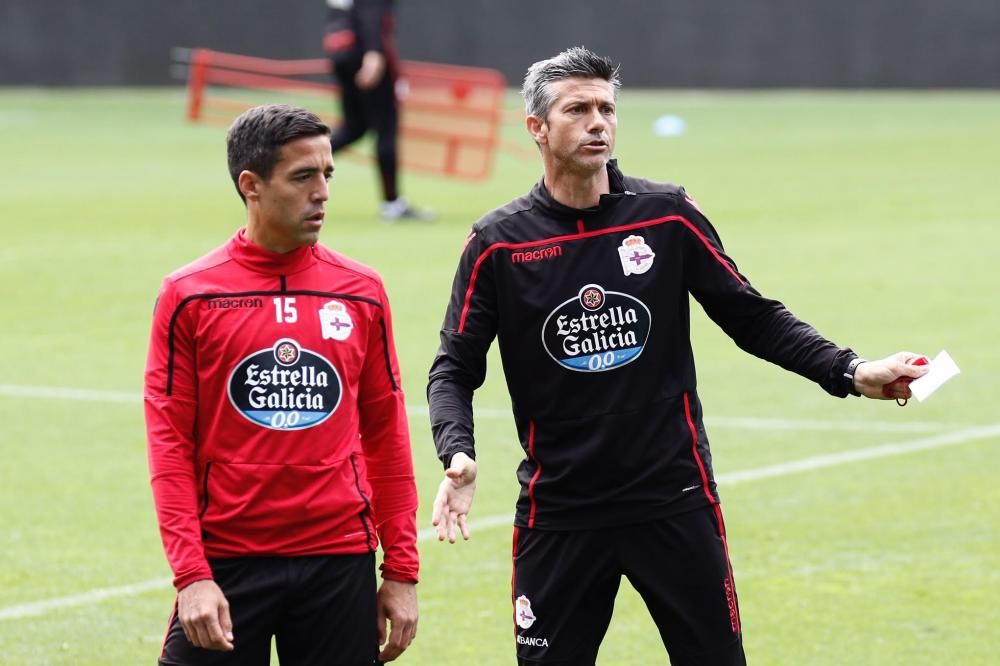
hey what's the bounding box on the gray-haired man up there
[427,47,927,665]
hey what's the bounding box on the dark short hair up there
[226,104,331,203]
[522,46,621,119]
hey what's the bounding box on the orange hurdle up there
[183,48,509,181]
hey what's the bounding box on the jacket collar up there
[529,160,627,217]
[226,228,317,276]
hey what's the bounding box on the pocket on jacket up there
[200,458,371,555]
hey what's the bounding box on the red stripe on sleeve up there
[457,247,496,333]
[676,218,745,285]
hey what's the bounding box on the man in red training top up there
[145,103,418,665]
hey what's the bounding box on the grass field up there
[0,87,998,665]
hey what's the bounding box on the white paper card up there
[908,350,960,402]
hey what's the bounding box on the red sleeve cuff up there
[173,568,214,591]
[376,511,419,584]
[380,567,419,585]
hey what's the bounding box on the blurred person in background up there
[145,104,418,665]
[323,0,433,222]
[427,47,928,665]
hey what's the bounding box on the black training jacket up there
[324,0,395,68]
[428,160,858,530]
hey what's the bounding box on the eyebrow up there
[561,96,615,107]
[290,165,334,177]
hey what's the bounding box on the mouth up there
[303,211,325,227]
[581,139,608,151]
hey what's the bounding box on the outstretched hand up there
[431,452,477,543]
[853,351,930,400]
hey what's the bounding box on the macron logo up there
[511,245,563,264]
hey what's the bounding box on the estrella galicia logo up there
[227,338,342,430]
[542,284,651,372]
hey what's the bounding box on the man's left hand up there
[356,51,387,90]
[376,579,418,662]
[853,351,930,400]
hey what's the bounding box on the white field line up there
[716,424,1000,485]
[0,384,141,404]
[0,513,518,621]
[0,383,963,433]
[0,579,170,621]
[1,383,996,621]
[2,425,997,621]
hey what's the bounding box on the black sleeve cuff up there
[821,349,861,398]
[442,448,476,470]
[843,356,867,397]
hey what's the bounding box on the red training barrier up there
[184,48,509,181]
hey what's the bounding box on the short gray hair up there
[521,47,621,118]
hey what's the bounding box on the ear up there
[238,170,262,202]
[525,114,547,146]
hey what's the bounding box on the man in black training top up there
[427,47,928,666]
[323,0,432,221]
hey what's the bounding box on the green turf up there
[0,87,997,664]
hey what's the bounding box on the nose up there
[313,175,329,202]
[586,108,607,133]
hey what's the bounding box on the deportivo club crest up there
[618,234,655,275]
[541,284,652,373]
[319,300,354,341]
[227,338,342,430]
[515,595,537,629]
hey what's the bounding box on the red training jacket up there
[144,229,418,590]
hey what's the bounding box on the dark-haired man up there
[428,47,928,665]
[145,104,418,665]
